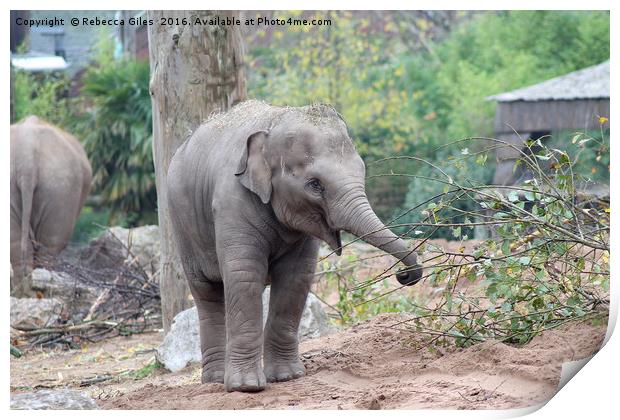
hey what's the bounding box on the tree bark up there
[148,10,246,331]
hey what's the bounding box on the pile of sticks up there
[12,230,162,349]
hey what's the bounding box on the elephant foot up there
[264,359,306,383]
[201,367,225,384]
[224,365,266,392]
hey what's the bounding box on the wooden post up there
[148,10,246,331]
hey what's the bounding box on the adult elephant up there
[167,100,422,392]
[10,116,92,297]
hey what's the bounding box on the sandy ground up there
[11,312,606,410]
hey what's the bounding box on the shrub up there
[75,58,156,225]
[70,206,111,244]
[396,129,609,347]
[317,254,419,325]
[11,70,72,127]
[385,144,495,240]
[248,11,421,162]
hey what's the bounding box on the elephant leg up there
[11,199,33,297]
[218,243,267,392]
[187,277,226,384]
[10,232,33,297]
[264,237,319,382]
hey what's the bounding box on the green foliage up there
[111,359,163,382]
[75,54,155,225]
[548,128,610,184]
[391,127,609,241]
[249,11,420,161]
[319,255,418,325]
[385,10,610,236]
[403,10,610,140]
[12,70,72,127]
[387,145,494,239]
[70,206,111,244]
[403,130,609,347]
[249,10,610,147]
[323,128,609,344]
[335,278,415,325]
[129,360,163,380]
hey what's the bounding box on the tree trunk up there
[148,10,246,331]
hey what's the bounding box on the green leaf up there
[532,297,545,310]
[486,284,498,302]
[501,302,512,313]
[502,240,511,256]
[507,191,519,202]
[473,248,485,259]
[558,153,570,165]
[476,153,488,166]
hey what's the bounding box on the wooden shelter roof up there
[487,61,609,103]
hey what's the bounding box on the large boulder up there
[11,389,99,410]
[10,297,63,330]
[157,287,334,372]
[79,225,160,280]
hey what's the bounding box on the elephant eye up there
[306,178,325,194]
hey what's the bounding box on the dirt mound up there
[26,313,597,409]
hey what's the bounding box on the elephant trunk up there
[332,189,423,286]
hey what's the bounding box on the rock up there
[157,287,333,372]
[156,305,201,373]
[11,389,99,410]
[10,297,62,330]
[79,225,160,280]
[31,268,99,317]
[262,287,333,341]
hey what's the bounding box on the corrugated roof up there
[487,61,609,102]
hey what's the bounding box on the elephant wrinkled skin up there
[167,100,422,392]
[10,116,92,297]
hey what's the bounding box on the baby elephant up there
[167,100,422,392]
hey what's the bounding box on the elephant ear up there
[235,130,272,204]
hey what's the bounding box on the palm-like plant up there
[77,59,156,224]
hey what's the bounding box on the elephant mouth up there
[330,229,342,256]
[318,213,342,255]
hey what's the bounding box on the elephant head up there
[235,105,423,286]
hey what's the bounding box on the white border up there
[3,2,616,419]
